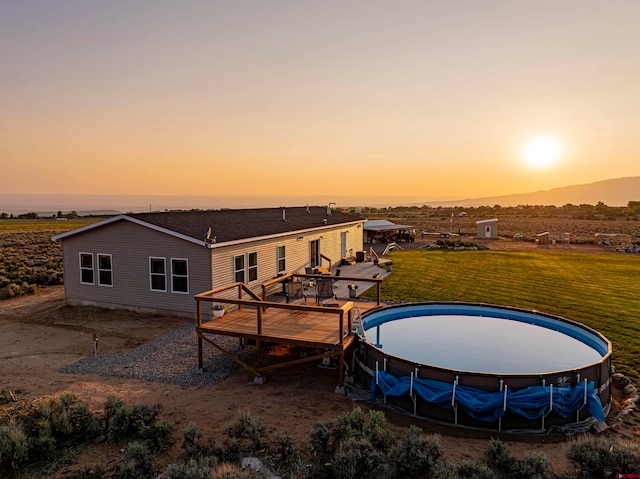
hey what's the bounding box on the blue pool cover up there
[371,370,605,423]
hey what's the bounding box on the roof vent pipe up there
[306,204,310,213]
[282,207,286,221]
[327,202,336,215]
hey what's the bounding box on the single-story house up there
[363,220,415,244]
[476,218,498,239]
[52,206,364,317]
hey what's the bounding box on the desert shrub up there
[567,435,640,477]
[364,409,395,451]
[516,452,554,479]
[210,462,257,478]
[68,465,106,479]
[103,396,163,442]
[67,401,101,440]
[0,232,63,299]
[163,457,217,479]
[387,425,445,478]
[103,396,129,439]
[8,392,99,468]
[269,430,302,475]
[456,457,494,479]
[330,406,365,444]
[485,438,517,474]
[309,420,332,457]
[224,411,265,451]
[0,420,29,470]
[309,407,394,462]
[485,439,553,478]
[181,422,206,459]
[329,437,389,479]
[137,420,174,453]
[115,440,156,479]
[0,281,37,299]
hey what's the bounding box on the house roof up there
[476,218,498,225]
[52,206,364,247]
[363,220,414,232]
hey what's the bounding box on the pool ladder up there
[351,305,365,338]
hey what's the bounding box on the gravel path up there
[61,325,250,387]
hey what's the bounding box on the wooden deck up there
[198,306,357,349]
[194,282,381,388]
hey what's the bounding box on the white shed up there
[476,218,498,239]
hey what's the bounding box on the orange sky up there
[1,1,639,203]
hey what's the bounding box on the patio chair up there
[286,280,307,305]
[316,278,338,305]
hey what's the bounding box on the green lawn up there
[363,249,640,382]
[0,218,103,232]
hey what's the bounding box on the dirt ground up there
[1,238,638,476]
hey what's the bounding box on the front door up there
[485,226,492,238]
[310,239,320,268]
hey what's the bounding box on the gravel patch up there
[61,325,252,387]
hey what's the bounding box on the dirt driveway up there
[0,286,636,476]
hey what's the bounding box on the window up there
[234,255,245,283]
[97,254,113,286]
[248,252,258,282]
[234,252,258,284]
[277,246,286,274]
[150,257,166,291]
[79,253,94,284]
[171,258,189,293]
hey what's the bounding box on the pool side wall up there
[356,302,612,431]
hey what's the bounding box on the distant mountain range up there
[424,177,640,208]
[1,177,638,215]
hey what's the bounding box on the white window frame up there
[149,257,167,292]
[97,253,113,287]
[234,252,258,284]
[276,245,286,275]
[234,254,245,283]
[171,258,189,294]
[79,252,94,285]
[248,251,258,283]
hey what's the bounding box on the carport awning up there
[363,220,414,231]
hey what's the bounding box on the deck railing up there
[260,272,383,305]
[195,284,357,373]
[320,253,332,272]
[195,283,355,342]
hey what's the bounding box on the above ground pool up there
[355,303,612,432]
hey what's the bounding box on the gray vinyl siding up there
[61,221,211,314]
[59,218,364,316]
[209,224,363,297]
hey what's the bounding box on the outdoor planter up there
[211,305,227,318]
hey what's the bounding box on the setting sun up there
[523,137,562,168]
